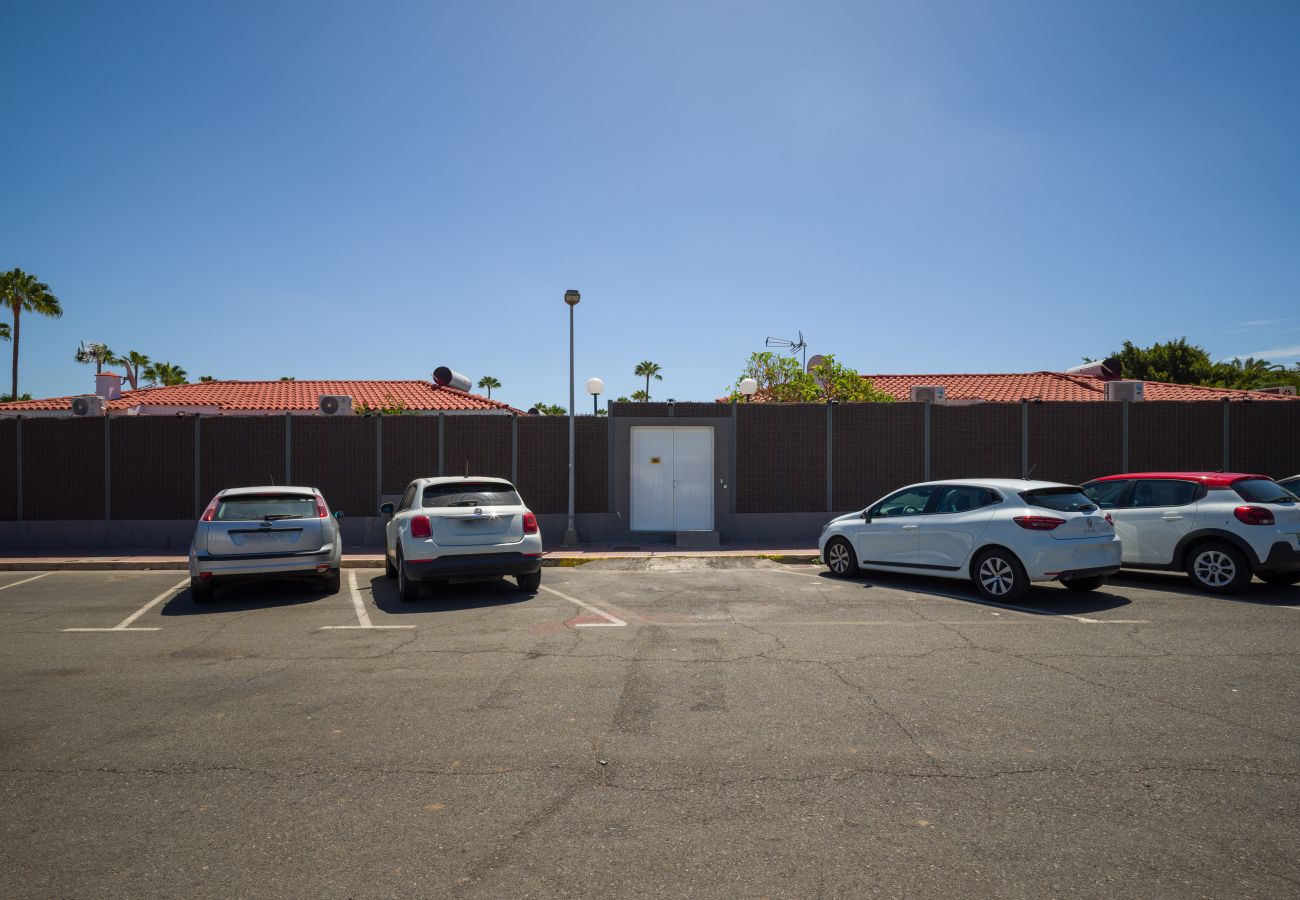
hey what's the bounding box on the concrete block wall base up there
[676,531,721,549]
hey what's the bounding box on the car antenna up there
[465,461,470,477]
[1022,464,1037,481]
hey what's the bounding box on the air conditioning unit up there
[318,395,353,416]
[71,395,106,416]
[910,385,947,404]
[1105,381,1145,402]
[1256,385,1297,396]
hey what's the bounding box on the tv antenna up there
[766,331,808,369]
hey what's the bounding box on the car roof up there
[219,485,317,497]
[912,478,1080,492]
[417,476,515,487]
[1086,472,1268,488]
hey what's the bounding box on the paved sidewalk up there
[0,544,820,571]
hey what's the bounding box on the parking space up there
[1,561,1298,897]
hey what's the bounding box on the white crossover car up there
[381,476,543,601]
[819,479,1121,602]
[1082,472,1300,592]
[189,486,344,603]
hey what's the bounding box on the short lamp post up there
[586,377,604,415]
[738,378,758,401]
[563,290,581,547]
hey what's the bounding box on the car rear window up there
[422,482,522,508]
[1233,478,1296,504]
[1020,487,1097,513]
[215,494,317,521]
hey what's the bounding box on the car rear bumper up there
[190,544,340,578]
[1022,539,1122,582]
[1054,564,1122,582]
[1256,540,1300,574]
[403,552,542,581]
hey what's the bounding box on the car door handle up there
[1161,514,1184,521]
[902,524,919,530]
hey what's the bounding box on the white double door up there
[631,427,714,532]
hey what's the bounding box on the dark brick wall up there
[1230,403,1300,478]
[23,418,106,520]
[832,403,925,509]
[0,418,16,520]
[199,417,287,508]
[575,417,608,513]
[611,402,722,418]
[516,416,567,513]
[737,404,826,513]
[930,404,1022,481]
[291,417,376,516]
[444,416,512,481]
[1128,402,1223,472]
[380,417,439,494]
[1028,402,1124,486]
[111,417,195,519]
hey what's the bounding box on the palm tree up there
[630,389,650,402]
[633,360,663,401]
[199,375,217,382]
[279,376,296,381]
[74,341,114,374]
[111,350,151,390]
[143,361,188,387]
[0,269,62,402]
[0,323,9,342]
[477,375,501,399]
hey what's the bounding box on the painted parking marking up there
[0,572,54,592]
[320,570,415,630]
[62,577,188,632]
[539,584,627,627]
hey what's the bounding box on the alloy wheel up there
[1193,550,1236,588]
[979,556,1015,596]
[827,541,851,575]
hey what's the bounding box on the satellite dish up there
[806,354,826,373]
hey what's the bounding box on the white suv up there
[381,476,543,601]
[1082,472,1300,593]
[819,479,1121,602]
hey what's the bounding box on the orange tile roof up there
[0,379,523,414]
[863,372,1295,402]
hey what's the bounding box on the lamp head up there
[739,378,759,396]
[564,289,581,306]
[586,377,604,396]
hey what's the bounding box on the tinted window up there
[422,481,523,508]
[397,484,417,512]
[1280,477,1300,498]
[1083,480,1131,509]
[1233,478,1296,504]
[933,485,1000,514]
[215,494,316,521]
[1131,479,1201,508]
[873,486,937,517]
[1021,487,1097,513]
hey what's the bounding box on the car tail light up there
[522,511,539,535]
[200,497,219,522]
[315,494,329,518]
[1104,513,1114,526]
[1014,515,1065,531]
[1234,505,1275,526]
[410,515,432,539]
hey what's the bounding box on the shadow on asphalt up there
[367,575,534,614]
[810,569,1133,616]
[161,579,327,615]
[1108,570,1300,606]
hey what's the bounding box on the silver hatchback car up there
[189,486,343,603]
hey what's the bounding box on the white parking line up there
[63,577,189,632]
[320,571,415,630]
[539,584,627,627]
[0,572,54,592]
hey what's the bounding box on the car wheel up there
[1259,572,1300,587]
[321,568,341,594]
[190,576,214,604]
[397,550,420,603]
[1185,542,1251,594]
[972,548,1029,603]
[1061,575,1106,592]
[824,538,857,577]
[384,552,397,579]
[516,571,541,592]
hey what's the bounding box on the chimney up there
[95,372,123,400]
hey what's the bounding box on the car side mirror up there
[379,502,395,516]
[333,511,344,519]
[862,509,873,522]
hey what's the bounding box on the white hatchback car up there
[1082,472,1300,593]
[381,476,543,601]
[189,486,343,603]
[819,479,1121,602]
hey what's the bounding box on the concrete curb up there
[0,553,822,572]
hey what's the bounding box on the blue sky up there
[3,0,1298,408]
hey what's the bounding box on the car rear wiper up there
[263,514,305,520]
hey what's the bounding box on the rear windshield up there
[422,482,522,509]
[1233,478,1296,504]
[215,494,317,521]
[1021,487,1097,513]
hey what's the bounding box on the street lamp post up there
[563,290,581,547]
[587,377,604,415]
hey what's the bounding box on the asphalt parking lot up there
[1,561,1298,898]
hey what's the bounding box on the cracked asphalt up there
[1,560,1298,898]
